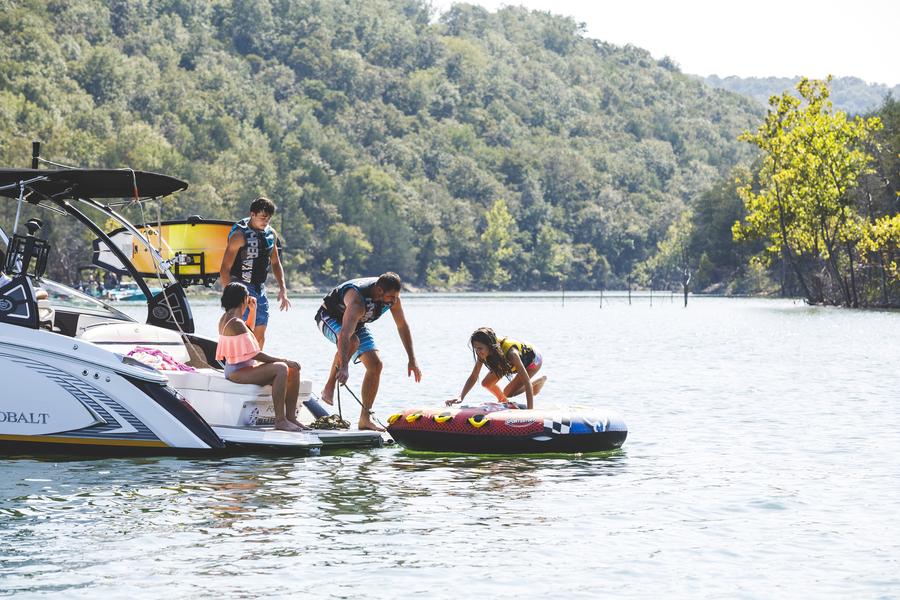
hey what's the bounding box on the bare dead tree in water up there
[680,239,691,307]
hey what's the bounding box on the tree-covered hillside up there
[0,0,763,290]
[704,75,900,116]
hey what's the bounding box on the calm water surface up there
[2,294,899,598]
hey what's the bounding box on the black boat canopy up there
[0,168,188,200]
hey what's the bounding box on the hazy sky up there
[431,0,899,86]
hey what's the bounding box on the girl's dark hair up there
[221,282,249,310]
[470,327,512,377]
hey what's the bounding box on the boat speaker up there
[5,219,50,279]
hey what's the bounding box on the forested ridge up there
[2,1,896,302]
[1,0,768,290]
[704,75,900,116]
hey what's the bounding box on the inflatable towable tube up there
[387,403,627,454]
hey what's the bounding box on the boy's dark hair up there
[470,327,513,377]
[221,281,249,310]
[249,197,276,216]
[376,271,402,292]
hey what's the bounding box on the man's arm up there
[219,232,245,286]
[270,241,291,311]
[335,289,365,384]
[390,298,422,382]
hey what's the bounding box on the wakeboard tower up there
[92,217,234,287]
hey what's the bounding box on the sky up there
[431,0,900,86]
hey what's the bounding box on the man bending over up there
[315,272,422,431]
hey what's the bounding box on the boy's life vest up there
[228,218,276,287]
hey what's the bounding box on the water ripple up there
[2,297,899,598]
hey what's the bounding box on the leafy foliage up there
[733,78,898,307]
[1,0,765,289]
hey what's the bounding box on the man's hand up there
[445,397,461,407]
[336,365,350,385]
[248,296,257,309]
[278,287,291,311]
[408,360,422,383]
[283,359,301,371]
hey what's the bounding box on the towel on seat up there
[127,346,196,372]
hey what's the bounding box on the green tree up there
[320,223,374,282]
[734,77,883,306]
[479,198,515,288]
[687,167,760,290]
[637,208,693,302]
[340,165,417,278]
[531,223,572,288]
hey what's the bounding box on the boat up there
[387,403,627,454]
[0,148,381,455]
[104,280,163,302]
[74,265,108,298]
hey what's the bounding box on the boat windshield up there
[37,278,132,320]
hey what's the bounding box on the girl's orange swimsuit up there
[216,322,260,377]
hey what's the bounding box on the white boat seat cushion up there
[164,368,216,391]
[166,367,271,396]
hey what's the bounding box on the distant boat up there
[105,280,162,302]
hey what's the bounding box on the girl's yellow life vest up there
[498,337,532,373]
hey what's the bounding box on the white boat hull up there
[1,310,381,455]
[0,326,216,451]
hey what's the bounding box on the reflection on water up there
[2,296,900,598]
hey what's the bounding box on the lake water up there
[2,293,899,598]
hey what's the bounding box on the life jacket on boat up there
[228,218,276,287]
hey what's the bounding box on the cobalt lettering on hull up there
[0,411,50,424]
[0,354,104,435]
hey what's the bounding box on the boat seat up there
[165,368,273,397]
[168,368,315,428]
[77,321,191,364]
[163,368,220,391]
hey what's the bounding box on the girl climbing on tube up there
[446,327,546,409]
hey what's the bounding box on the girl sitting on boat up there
[216,282,308,432]
[446,327,546,409]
